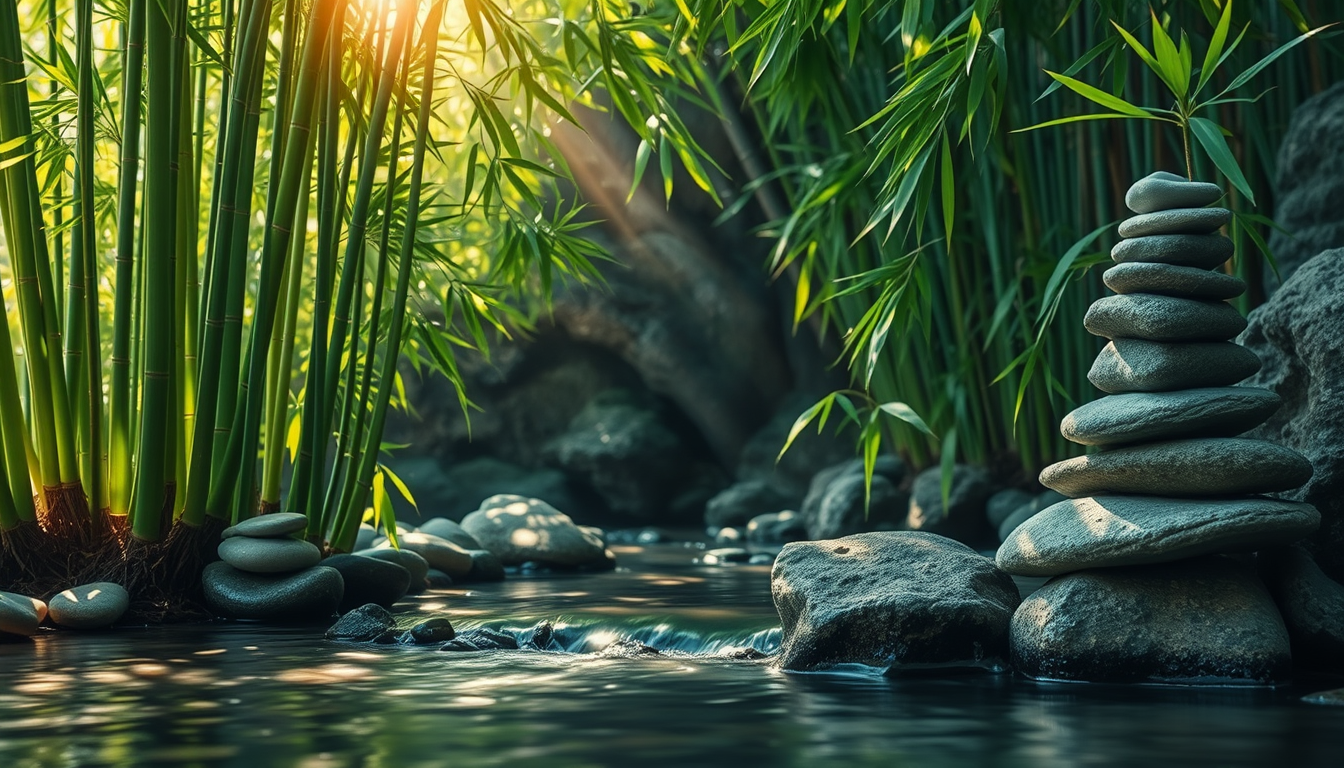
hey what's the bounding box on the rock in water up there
[1083,294,1247,341]
[1102,262,1246,300]
[1261,546,1344,673]
[772,532,1020,672]
[1039,438,1313,498]
[416,517,483,550]
[460,495,608,568]
[745,510,808,546]
[47,583,130,630]
[372,532,473,578]
[218,536,322,574]
[0,592,42,638]
[359,548,430,591]
[323,554,412,611]
[222,512,309,539]
[406,617,456,644]
[1089,339,1262,393]
[1125,171,1223,213]
[325,603,396,641]
[466,549,506,582]
[997,496,1320,576]
[1111,234,1233,270]
[1117,207,1230,238]
[1061,387,1281,446]
[202,562,344,621]
[704,480,796,529]
[1010,557,1291,684]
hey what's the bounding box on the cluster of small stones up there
[997,172,1321,684]
[1,582,130,640]
[203,512,343,621]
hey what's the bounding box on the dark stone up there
[323,554,411,611]
[997,495,1320,576]
[358,548,430,593]
[596,638,661,657]
[407,617,456,644]
[702,547,752,565]
[218,537,322,574]
[745,510,808,545]
[370,532,472,578]
[1125,171,1223,214]
[450,627,519,651]
[996,491,1067,543]
[1089,339,1262,393]
[203,562,344,622]
[704,480,796,529]
[713,526,744,546]
[439,638,481,652]
[425,569,455,589]
[809,472,907,540]
[800,456,906,537]
[1118,207,1230,238]
[772,532,1021,672]
[906,464,994,544]
[1111,234,1233,270]
[1262,546,1344,673]
[748,553,775,565]
[47,582,130,630]
[222,512,308,539]
[1241,249,1344,581]
[1039,438,1314,498]
[1266,82,1344,288]
[465,549,506,582]
[1083,294,1247,342]
[986,489,1033,530]
[1103,262,1246,300]
[325,604,395,641]
[725,647,768,660]
[1010,557,1291,684]
[1061,387,1282,447]
[526,620,556,650]
[735,391,856,496]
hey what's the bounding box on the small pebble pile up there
[997,172,1322,684]
[203,512,343,621]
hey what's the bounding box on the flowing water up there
[1,541,1342,767]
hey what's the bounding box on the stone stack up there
[203,512,344,621]
[997,171,1321,684]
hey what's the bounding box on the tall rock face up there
[1241,249,1344,582]
[998,172,1318,685]
[1267,81,1344,290]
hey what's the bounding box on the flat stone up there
[1061,387,1282,446]
[47,582,130,630]
[218,536,322,574]
[1089,339,1262,393]
[416,518,483,550]
[1261,546,1344,673]
[997,495,1320,576]
[1084,294,1246,342]
[358,548,429,590]
[772,532,1020,672]
[222,512,309,539]
[325,603,395,641]
[406,617,456,644]
[202,562,344,621]
[1039,438,1314,498]
[1112,234,1233,269]
[0,590,46,622]
[1118,207,1231,238]
[1125,171,1223,214]
[460,495,608,568]
[0,592,42,637]
[372,532,472,578]
[322,554,411,611]
[1103,262,1247,300]
[1010,556,1290,684]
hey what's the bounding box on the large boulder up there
[1266,81,1344,289]
[460,494,609,567]
[704,479,795,529]
[1011,556,1291,684]
[1261,546,1344,673]
[202,562,344,621]
[905,464,994,544]
[771,532,1021,672]
[1241,249,1344,581]
[799,456,906,539]
[807,472,906,541]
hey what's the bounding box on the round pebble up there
[1125,171,1223,214]
[1061,387,1281,446]
[1089,339,1262,393]
[47,582,130,629]
[1118,207,1230,238]
[218,536,322,574]
[1039,438,1314,498]
[1084,294,1246,342]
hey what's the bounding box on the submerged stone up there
[218,536,322,574]
[1089,338,1262,393]
[406,617,456,645]
[325,603,396,641]
[202,561,343,621]
[1039,438,1314,498]
[1083,294,1247,342]
[323,554,411,611]
[1118,207,1230,238]
[996,495,1320,576]
[1061,387,1282,446]
[47,582,130,630]
[1103,262,1247,300]
[702,547,751,565]
[1010,557,1291,684]
[223,512,308,539]
[772,532,1020,672]
[1125,171,1223,214]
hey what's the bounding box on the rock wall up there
[1266,81,1344,291]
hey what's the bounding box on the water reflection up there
[0,543,1341,767]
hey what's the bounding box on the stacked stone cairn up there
[997,171,1322,684]
[203,512,344,621]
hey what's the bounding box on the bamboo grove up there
[0,0,714,601]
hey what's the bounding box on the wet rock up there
[222,512,309,539]
[714,526,744,546]
[439,638,480,652]
[425,569,455,589]
[325,604,396,641]
[810,472,907,541]
[800,457,905,530]
[579,525,607,547]
[1117,207,1230,238]
[461,494,608,567]
[724,647,768,660]
[1010,557,1291,684]
[466,549,506,582]
[218,537,322,574]
[416,517,483,550]
[1261,546,1344,673]
[203,562,344,621]
[702,548,751,565]
[373,532,472,578]
[746,510,808,546]
[1039,438,1313,498]
[1083,294,1247,342]
[906,464,994,544]
[1103,262,1246,300]
[986,489,1033,530]
[525,620,555,650]
[596,638,661,658]
[997,495,1320,576]
[1061,387,1281,447]
[47,582,130,630]
[1089,339,1262,393]
[1111,233,1233,270]
[1241,249,1344,581]
[0,591,43,638]
[1303,688,1344,706]
[1265,82,1344,287]
[1125,171,1223,214]
[358,548,429,592]
[441,627,519,651]
[772,532,1020,672]
[322,554,411,611]
[703,480,795,529]
[406,617,456,645]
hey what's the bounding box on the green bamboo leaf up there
[939,428,957,510]
[1037,37,1116,101]
[778,395,831,461]
[1043,70,1151,117]
[1149,10,1188,99]
[940,131,954,246]
[1189,116,1254,205]
[1013,112,1167,133]
[382,463,418,511]
[878,401,934,437]
[628,138,651,203]
[1038,221,1113,324]
[1197,0,1235,95]
[1218,23,1335,97]
[1110,20,1165,83]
